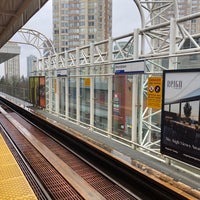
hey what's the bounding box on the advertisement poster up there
[29,76,46,108]
[161,69,200,168]
[29,77,39,105]
[39,77,46,108]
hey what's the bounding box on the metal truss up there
[34,1,200,165]
[134,0,178,28]
[12,28,55,57]
[133,1,200,155]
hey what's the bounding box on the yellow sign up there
[147,77,162,109]
[84,78,90,87]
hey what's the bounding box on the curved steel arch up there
[11,28,56,57]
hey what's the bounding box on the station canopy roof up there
[0,0,49,63]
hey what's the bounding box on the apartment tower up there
[4,43,21,80]
[153,0,200,50]
[178,0,200,34]
[53,0,112,53]
[27,55,37,78]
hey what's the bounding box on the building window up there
[54,29,59,34]
[88,34,94,39]
[80,34,85,39]
[88,15,95,20]
[88,21,94,26]
[80,22,85,26]
[190,54,197,60]
[61,29,68,33]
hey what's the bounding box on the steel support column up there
[76,47,80,124]
[107,37,113,136]
[90,43,94,128]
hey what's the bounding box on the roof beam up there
[0,10,16,16]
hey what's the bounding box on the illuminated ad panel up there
[161,69,200,168]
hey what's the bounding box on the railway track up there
[0,106,137,200]
[0,97,197,200]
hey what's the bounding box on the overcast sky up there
[10,0,141,77]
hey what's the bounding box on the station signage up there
[114,60,144,74]
[57,69,68,77]
[161,69,200,168]
[84,78,90,87]
[147,77,162,109]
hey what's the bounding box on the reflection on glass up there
[59,78,65,115]
[80,78,90,124]
[52,78,56,112]
[94,77,108,131]
[112,75,132,140]
[69,78,76,119]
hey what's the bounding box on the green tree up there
[184,102,192,119]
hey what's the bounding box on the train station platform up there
[0,133,37,199]
[0,93,200,199]
[32,107,200,192]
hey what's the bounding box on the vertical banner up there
[161,69,200,168]
[34,77,39,105]
[29,77,34,104]
[29,76,46,108]
[147,77,162,109]
[39,77,45,108]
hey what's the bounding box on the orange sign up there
[147,77,162,109]
[84,78,90,87]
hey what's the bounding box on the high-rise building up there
[53,0,112,53]
[161,0,200,33]
[4,43,21,80]
[177,0,200,34]
[27,55,37,77]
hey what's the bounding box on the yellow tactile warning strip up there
[0,134,37,200]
